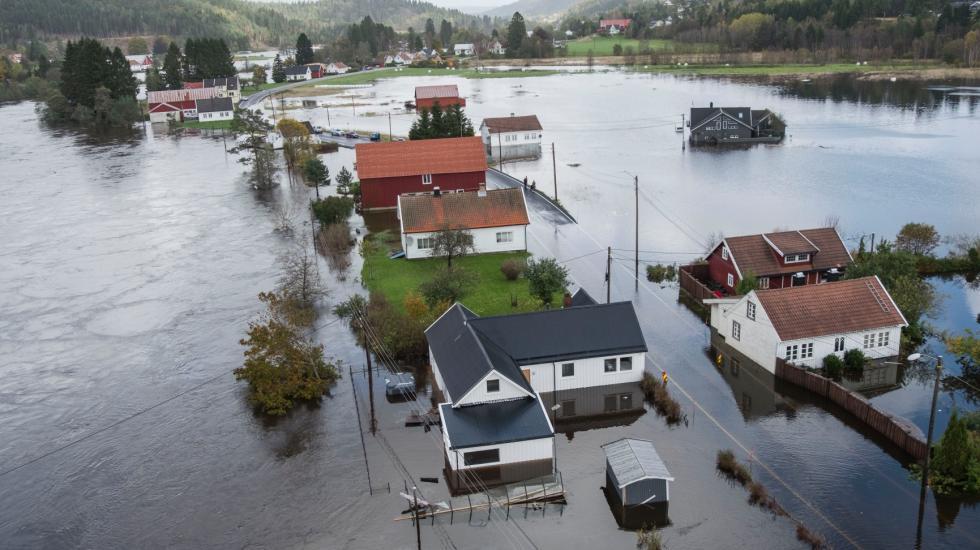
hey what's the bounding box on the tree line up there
[146,37,236,92]
[408,103,475,140]
[44,37,140,126]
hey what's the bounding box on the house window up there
[863,334,874,349]
[604,358,617,373]
[758,277,770,289]
[785,253,810,264]
[785,345,799,361]
[727,273,734,288]
[422,174,433,185]
[732,320,741,341]
[721,247,729,260]
[746,301,756,321]
[561,363,574,377]
[486,379,499,393]
[417,237,434,250]
[801,343,813,359]
[834,337,845,352]
[560,400,576,417]
[730,358,741,376]
[878,331,889,347]
[463,448,500,466]
[619,357,633,371]
[496,231,514,243]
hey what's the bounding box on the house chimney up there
[477,183,487,197]
[433,186,441,197]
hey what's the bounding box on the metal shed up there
[602,438,674,506]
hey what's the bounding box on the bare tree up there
[277,245,327,324]
[704,231,725,255]
[431,225,474,270]
[823,215,841,232]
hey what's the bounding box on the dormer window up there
[785,253,810,264]
[721,246,729,260]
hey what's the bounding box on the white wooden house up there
[195,97,234,122]
[453,43,475,56]
[427,299,647,491]
[706,276,907,372]
[480,115,543,161]
[326,62,349,74]
[284,65,312,81]
[396,186,529,260]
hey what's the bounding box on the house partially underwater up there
[689,103,786,145]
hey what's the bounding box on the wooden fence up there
[679,263,716,303]
[775,360,928,460]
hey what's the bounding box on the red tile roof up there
[415,84,460,100]
[754,276,907,341]
[482,115,543,134]
[763,231,819,255]
[399,188,529,233]
[600,18,632,27]
[355,137,487,179]
[722,227,852,277]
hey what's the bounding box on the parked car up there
[370,133,381,142]
[385,372,415,397]
[330,128,344,137]
[345,131,360,139]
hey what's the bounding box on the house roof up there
[602,438,674,486]
[454,43,474,49]
[426,301,646,406]
[720,227,852,277]
[147,87,217,104]
[763,231,819,255]
[440,399,552,449]
[195,97,234,113]
[754,276,907,342]
[354,136,487,179]
[284,65,310,75]
[398,188,529,233]
[415,84,460,100]
[600,18,632,27]
[204,76,239,90]
[690,107,754,131]
[569,288,598,307]
[481,115,543,134]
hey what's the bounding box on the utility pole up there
[870,233,876,255]
[606,246,612,304]
[279,93,285,121]
[497,133,504,173]
[917,355,943,545]
[388,112,393,141]
[366,340,377,435]
[551,143,558,202]
[413,488,422,550]
[351,94,356,117]
[681,113,686,151]
[326,104,331,127]
[634,175,639,290]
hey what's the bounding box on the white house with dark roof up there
[426,299,647,491]
[284,65,312,81]
[706,276,907,372]
[195,97,234,122]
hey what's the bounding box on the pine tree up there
[409,109,433,140]
[429,102,446,136]
[439,20,453,46]
[145,66,164,92]
[506,12,527,58]
[163,42,183,89]
[272,54,286,83]
[108,47,137,99]
[296,33,314,65]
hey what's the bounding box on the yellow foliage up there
[277,118,309,139]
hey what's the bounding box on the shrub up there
[796,524,825,549]
[843,348,866,377]
[318,222,354,273]
[418,267,477,307]
[501,258,525,281]
[636,525,664,550]
[646,264,669,283]
[716,449,753,486]
[311,196,354,225]
[640,372,685,425]
[747,481,768,505]
[613,43,623,55]
[525,257,569,307]
[822,354,844,380]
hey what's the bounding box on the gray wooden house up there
[689,103,785,145]
[602,438,673,506]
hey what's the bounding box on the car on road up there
[330,128,344,137]
[370,133,381,142]
[385,372,415,397]
[345,131,360,139]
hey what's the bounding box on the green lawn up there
[564,36,692,57]
[361,237,561,316]
[181,119,234,130]
[242,81,284,93]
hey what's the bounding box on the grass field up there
[361,237,561,316]
[241,81,283,93]
[564,36,684,57]
[181,119,234,130]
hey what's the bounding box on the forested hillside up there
[0,0,489,49]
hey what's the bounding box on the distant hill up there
[484,0,582,20]
[0,0,487,49]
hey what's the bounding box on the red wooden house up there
[414,85,466,111]
[354,137,488,211]
[706,227,852,294]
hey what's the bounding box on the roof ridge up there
[470,300,632,322]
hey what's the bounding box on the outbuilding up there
[415,84,465,111]
[602,438,673,506]
[480,115,543,161]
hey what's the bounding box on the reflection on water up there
[777,74,980,114]
[602,486,670,530]
[539,382,646,438]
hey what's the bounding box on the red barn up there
[415,84,466,110]
[147,88,218,123]
[355,137,487,211]
[706,227,852,294]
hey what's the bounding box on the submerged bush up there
[636,525,665,550]
[843,348,866,378]
[640,372,685,425]
[796,524,825,549]
[500,258,525,281]
[716,449,753,486]
[646,264,677,284]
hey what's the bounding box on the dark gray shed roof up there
[195,97,234,113]
[602,438,674,486]
[440,399,552,449]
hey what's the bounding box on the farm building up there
[147,87,217,122]
[184,77,240,102]
[480,115,543,161]
[354,136,487,211]
[396,186,529,259]
[415,84,466,111]
[602,438,673,506]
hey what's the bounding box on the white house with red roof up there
[706,276,907,372]
[599,19,632,34]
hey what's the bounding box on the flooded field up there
[1,69,979,549]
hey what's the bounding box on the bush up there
[796,524,825,549]
[418,267,477,307]
[646,264,677,283]
[501,258,525,281]
[318,222,354,273]
[822,354,844,380]
[641,372,685,425]
[843,348,866,377]
[311,196,354,225]
[613,43,623,55]
[747,481,768,505]
[525,257,569,307]
[636,526,664,550]
[716,449,753,486]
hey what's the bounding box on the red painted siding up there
[360,170,486,210]
[707,247,739,295]
[416,97,466,110]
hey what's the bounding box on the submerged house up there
[428,300,647,491]
[414,84,465,110]
[147,87,217,122]
[706,276,907,373]
[480,115,543,161]
[603,438,673,506]
[688,103,785,145]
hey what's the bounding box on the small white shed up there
[602,438,673,506]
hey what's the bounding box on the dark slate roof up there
[195,97,234,113]
[204,76,239,90]
[690,106,753,130]
[440,399,552,449]
[284,65,310,75]
[569,288,598,307]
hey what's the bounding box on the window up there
[422,173,432,185]
[463,449,499,466]
[746,301,756,321]
[785,345,799,361]
[496,231,514,243]
[620,393,633,409]
[731,320,741,341]
[730,358,741,376]
[758,277,770,289]
[721,247,729,260]
[486,379,499,393]
[801,343,813,359]
[863,334,873,349]
[727,273,735,288]
[785,253,811,264]
[561,363,575,377]
[834,337,845,352]
[560,400,576,417]
[604,358,617,373]
[619,357,633,371]
[879,331,890,347]
[417,237,434,250]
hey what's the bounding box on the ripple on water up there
[85,300,185,337]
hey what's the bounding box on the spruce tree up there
[506,12,527,58]
[295,33,314,65]
[272,54,286,83]
[429,102,446,136]
[108,47,137,99]
[439,20,453,46]
[163,42,183,89]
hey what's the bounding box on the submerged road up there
[239,68,394,110]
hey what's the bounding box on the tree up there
[152,36,169,55]
[295,33,314,65]
[525,257,569,307]
[506,12,528,58]
[409,108,434,140]
[335,167,354,196]
[419,267,477,306]
[145,66,164,92]
[823,354,844,380]
[272,54,286,83]
[303,157,330,188]
[163,42,183,90]
[440,19,454,46]
[896,222,940,256]
[127,37,148,55]
[311,196,354,225]
[277,246,327,325]
[613,43,624,55]
[736,272,758,295]
[431,226,474,269]
[425,18,437,41]
[252,65,267,86]
[235,292,340,416]
[231,109,278,190]
[929,411,980,494]
[277,117,313,166]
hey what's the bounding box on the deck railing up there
[678,263,717,302]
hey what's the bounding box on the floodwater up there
[1,69,978,549]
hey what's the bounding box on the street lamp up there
[907,352,943,548]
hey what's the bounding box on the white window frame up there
[721,246,729,260]
[619,356,633,371]
[785,253,811,264]
[785,344,799,361]
[801,343,813,359]
[758,277,769,289]
[603,358,617,374]
[732,320,741,341]
[496,231,514,243]
[878,331,889,347]
[486,379,500,393]
[746,301,756,321]
[727,273,734,288]
[863,334,874,349]
[422,173,433,185]
[417,237,434,250]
